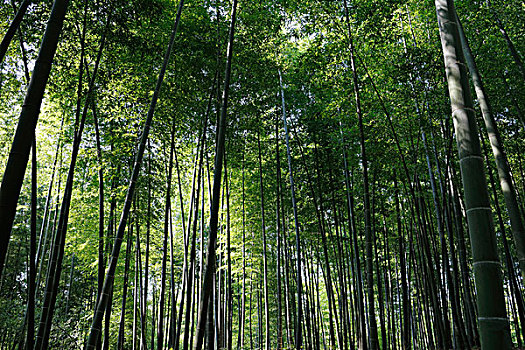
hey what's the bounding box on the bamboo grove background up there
[0,0,524,349]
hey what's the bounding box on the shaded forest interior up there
[1,0,525,349]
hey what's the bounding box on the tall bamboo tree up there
[456,14,525,281]
[435,0,511,348]
[0,0,70,279]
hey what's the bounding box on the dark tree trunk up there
[278,69,303,350]
[0,0,32,66]
[0,0,70,279]
[117,227,133,350]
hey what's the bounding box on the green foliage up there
[0,0,524,348]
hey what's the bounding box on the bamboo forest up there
[1,0,525,348]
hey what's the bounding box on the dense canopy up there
[0,0,524,349]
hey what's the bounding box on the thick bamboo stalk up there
[435,0,511,348]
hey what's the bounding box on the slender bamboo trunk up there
[487,0,525,80]
[395,176,410,350]
[0,0,32,68]
[278,69,302,349]
[143,153,151,350]
[131,221,140,350]
[151,285,156,350]
[117,226,133,350]
[184,127,205,350]
[311,143,338,350]
[34,116,63,294]
[225,153,232,350]
[236,146,247,349]
[275,120,283,350]
[85,2,184,347]
[257,128,271,350]
[135,215,146,350]
[168,146,182,349]
[92,94,105,350]
[340,125,367,350]
[158,125,175,350]
[65,253,75,315]
[168,197,178,349]
[102,174,118,350]
[371,176,387,350]
[26,141,37,350]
